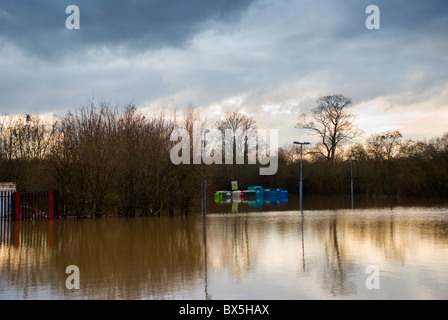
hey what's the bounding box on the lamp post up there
[294,141,310,211]
[202,129,210,215]
[348,157,357,209]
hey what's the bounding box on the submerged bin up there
[248,186,263,199]
[214,191,232,203]
[244,190,257,201]
[232,190,242,202]
[222,191,232,201]
[214,192,223,203]
[279,188,288,201]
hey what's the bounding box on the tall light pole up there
[294,141,310,211]
[202,129,210,215]
[348,157,357,209]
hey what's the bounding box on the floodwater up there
[1,196,448,300]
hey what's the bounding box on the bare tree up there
[50,102,120,217]
[173,105,206,215]
[296,94,362,161]
[366,130,403,161]
[0,114,58,189]
[0,114,58,161]
[215,111,257,163]
[215,110,257,182]
[347,142,368,161]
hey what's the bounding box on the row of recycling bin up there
[214,186,288,203]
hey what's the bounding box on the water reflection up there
[1,203,448,299]
[1,217,206,299]
[202,215,211,300]
[211,194,448,213]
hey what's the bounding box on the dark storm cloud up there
[380,0,448,32]
[0,0,447,129]
[0,0,256,60]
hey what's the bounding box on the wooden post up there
[48,190,54,220]
[14,191,21,221]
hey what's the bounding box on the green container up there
[214,192,223,203]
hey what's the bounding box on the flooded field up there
[1,196,448,300]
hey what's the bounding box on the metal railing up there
[0,190,56,221]
[0,190,14,221]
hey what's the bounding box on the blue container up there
[279,188,288,201]
[248,186,263,198]
[244,190,257,201]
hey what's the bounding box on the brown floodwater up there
[1,196,448,300]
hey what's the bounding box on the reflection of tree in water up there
[349,212,406,263]
[208,215,256,279]
[313,210,448,296]
[321,214,356,296]
[0,221,54,299]
[1,217,206,299]
[316,212,410,296]
[373,214,405,262]
[3,210,448,299]
[368,211,448,263]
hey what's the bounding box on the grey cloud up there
[1,0,447,119]
[380,0,448,32]
[0,0,256,60]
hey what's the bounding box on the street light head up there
[204,129,211,134]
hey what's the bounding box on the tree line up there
[0,103,205,217]
[269,130,448,198]
[1,95,447,217]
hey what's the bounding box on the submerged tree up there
[50,102,121,217]
[296,94,362,161]
[0,114,58,189]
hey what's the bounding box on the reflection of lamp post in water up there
[294,141,310,211]
[301,210,305,271]
[202,129,210,215]
[202,215,211,299]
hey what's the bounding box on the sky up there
[1,0,447,147]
